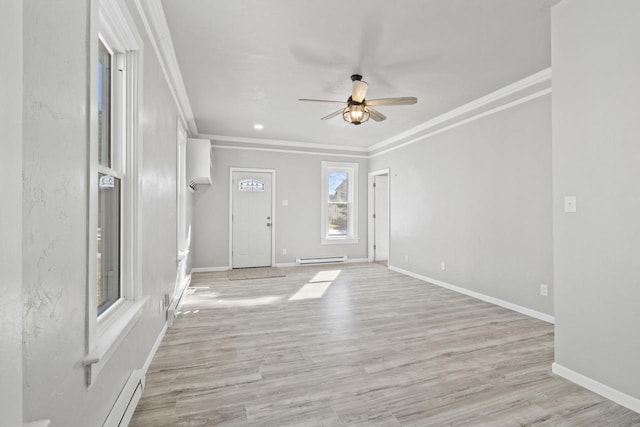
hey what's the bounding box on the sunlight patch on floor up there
[309,269,341,283]
[289,281,332,301]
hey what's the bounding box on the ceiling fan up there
[299,74,417,125]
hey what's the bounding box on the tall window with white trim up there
[97,38,122,315]
[84,0,144,386]
[321,161,358,243]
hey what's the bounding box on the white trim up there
[191,266,230,272]
[274,262,297,268]
[208,85,550,160]
[99,0,142,52]
[133,0,198,136]
[83,297,150,386]
[204,134,368,153]
[102,369,144,427]
[321,161,359,244]
[229,168,276,268]
[348,258,369,264]
[320,238,359,245]
[552,363,640,414]
[143,323,168,374]
[24,421,51,427]
[368,67,552,153]
[176,120,188,252]
[389,266,555,324]
[212,144,368,159]
[370,88,552,158]
[86,0,146,388]
[103,322,167,427]
[367,169,390,262]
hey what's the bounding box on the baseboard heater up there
[296,255,347,265]
[103,369,144,427]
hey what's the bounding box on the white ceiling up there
[161,0,560,151]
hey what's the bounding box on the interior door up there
[374,174,389,261]
[232,171,273,268]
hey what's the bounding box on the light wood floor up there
[130,263,640,426]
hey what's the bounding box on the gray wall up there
[20,0,185,425]
[192,147,368,268]
[369,95,553,316]
[0,0,23,425]
[552,0,640,399]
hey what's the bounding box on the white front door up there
[374,174,389,261]
[232,171,273,268]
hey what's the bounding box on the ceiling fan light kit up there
[343,103,370,125]
[299,74,417,126]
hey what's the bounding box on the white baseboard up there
[143,322,168,374]
[191,266,229,272]
[389,265,554,324]
[347,258,369,264]
[24,421,51,427]
[552,363,640,414]
[274,262,297,268]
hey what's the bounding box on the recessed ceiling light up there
[253,124,264,130]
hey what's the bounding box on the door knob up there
[266,222,271,227]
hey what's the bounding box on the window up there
[239,179,266,192]
[321,161,358,244]
[97,38,122,315]
[84,0,145,387]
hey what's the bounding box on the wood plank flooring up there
[130,263,640,426]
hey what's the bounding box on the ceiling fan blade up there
[352,80,368,103]
[367,107,386,122]
[321,108,346,121]
[299,98,347,104]
[366,97,418,106]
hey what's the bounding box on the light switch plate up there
[564,196,577,213]
[282,199,288,206]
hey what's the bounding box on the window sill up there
[321,237,359,245]
[83,296,149,386]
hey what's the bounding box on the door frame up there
[228,167,276,269]
[367,168,390,263]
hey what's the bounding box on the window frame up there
[321,161,359,244]
[84,0,146,387]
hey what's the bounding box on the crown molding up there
[99,0,143,52]
[368,67,552,153]
[125,7,551,158]
[206,69,551,157]
[134,0,198,136]
[212,144,368,159]
[203,134,369,153]
[370,87,552,158]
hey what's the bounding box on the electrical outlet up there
[404,255,409,262]
[441,261,446,270]
[282,248,287,255]
[540,284,548,297]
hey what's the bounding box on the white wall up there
[369,95,554,316]
[552,0,640,401]
[0,1,23,425]
[192,147,368,269]
[20,0,185,425]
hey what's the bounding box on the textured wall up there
[192,147,369,268]
[552,0,640,400]
[0,0,23,425]
[369,95,553,316]
[21,0,184,425]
